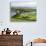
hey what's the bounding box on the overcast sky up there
[11,2,36,8]
[0,0,46,46]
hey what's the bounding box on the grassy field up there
[11,8,36,22]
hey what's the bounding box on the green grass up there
[11,12,36,22]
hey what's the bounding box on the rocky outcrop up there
[33,38,46,43]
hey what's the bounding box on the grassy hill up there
[10,8,36,22]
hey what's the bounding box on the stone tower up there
[0,28,23,46]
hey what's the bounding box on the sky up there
[11,2,36,8]
[0,0,46,46]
